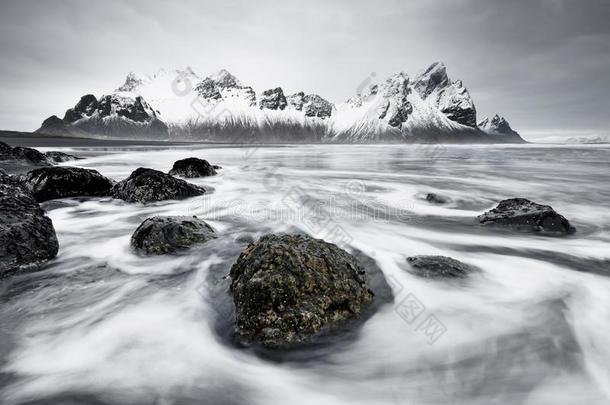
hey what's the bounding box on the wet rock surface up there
[168,157,217,178]
[44,151,80,163]
[426,193,448,204]
[0,175,58,277]
[477,198,575,235]
[0,141,81,173]
[21,166,113,202]
[131,216,217,255]
[112,167,206,203]
[406,255,476,279]
[229,234,375,348]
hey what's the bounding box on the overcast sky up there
[0,0,608,139]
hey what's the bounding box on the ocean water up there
[1,143,609,405]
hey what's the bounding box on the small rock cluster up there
[0,140,79,172]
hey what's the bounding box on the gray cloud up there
[0,0,608,139]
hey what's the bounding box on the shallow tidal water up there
[1,143,610,405]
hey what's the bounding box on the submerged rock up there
[235,233,255,244]
[131,216,217,255]
[21,166,113,202]
[229,234,374,348]
[112,167,206,203]
[406,255,475,279]
[44,151,81,163]
[477,198,575,234]
[168,157,217,178]
[425,193,448,204]
[0,175,58,277]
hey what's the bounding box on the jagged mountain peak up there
[479,114,519,137]
[381,72,410,97]
[38,62,524,143]
[207,69,241,88]
[479,114,510,130]
[413,62,449,99]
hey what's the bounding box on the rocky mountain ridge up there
[37,63,525,143]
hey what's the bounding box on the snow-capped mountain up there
[37,63,524,143]
[330,62,486,142]
[478,114,522,141]
[38,92,168,139]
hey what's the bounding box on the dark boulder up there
[0,141,79,170]
[112,167,206,203]
[168,157,217,178]
[0,175,58,277]
[477,198,575,234]
[0,141,13,156]
[426,193,448,204]
[21,166,113,202]
[229,234,374,348]
[131,216,217,255]
[10,146,49,165]
[406,255,476,279]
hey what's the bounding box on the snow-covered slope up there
[37,63,524,143]
[329,62,489,142]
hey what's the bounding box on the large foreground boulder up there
[131,216,217,255]
[112,167,206,203]
[21,166,113,202]
[477,198,575,234]
[168,157,217,178]
[0,176,58,277]
[406,255,476,279]
[229,234,374,348]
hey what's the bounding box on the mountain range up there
[37,63,525,143]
